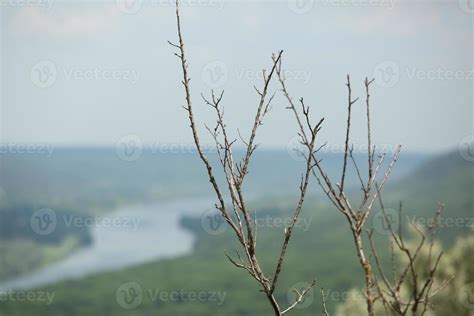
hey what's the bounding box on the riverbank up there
[0,197,213,293]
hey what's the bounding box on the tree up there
[169,1,448,315]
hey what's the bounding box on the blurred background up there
[0,0,472,315]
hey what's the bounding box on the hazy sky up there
[1,0,472,152]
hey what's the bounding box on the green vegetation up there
[0,237,82,281]
[0,148,426,214]
[336,230,474,315]
[0,206,92,280]
[0,150,471,315]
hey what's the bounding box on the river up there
[0,197,213,292]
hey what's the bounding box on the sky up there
[0,0,472,152]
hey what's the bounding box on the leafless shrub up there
[169,1,324,315]
[277,66,449,315]
[170,1,447,315]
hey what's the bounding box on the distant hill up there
[0,147,427,214]
[0,149,470,315]
[385,150,473,243]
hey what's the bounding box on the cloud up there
[9,5,122,38]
